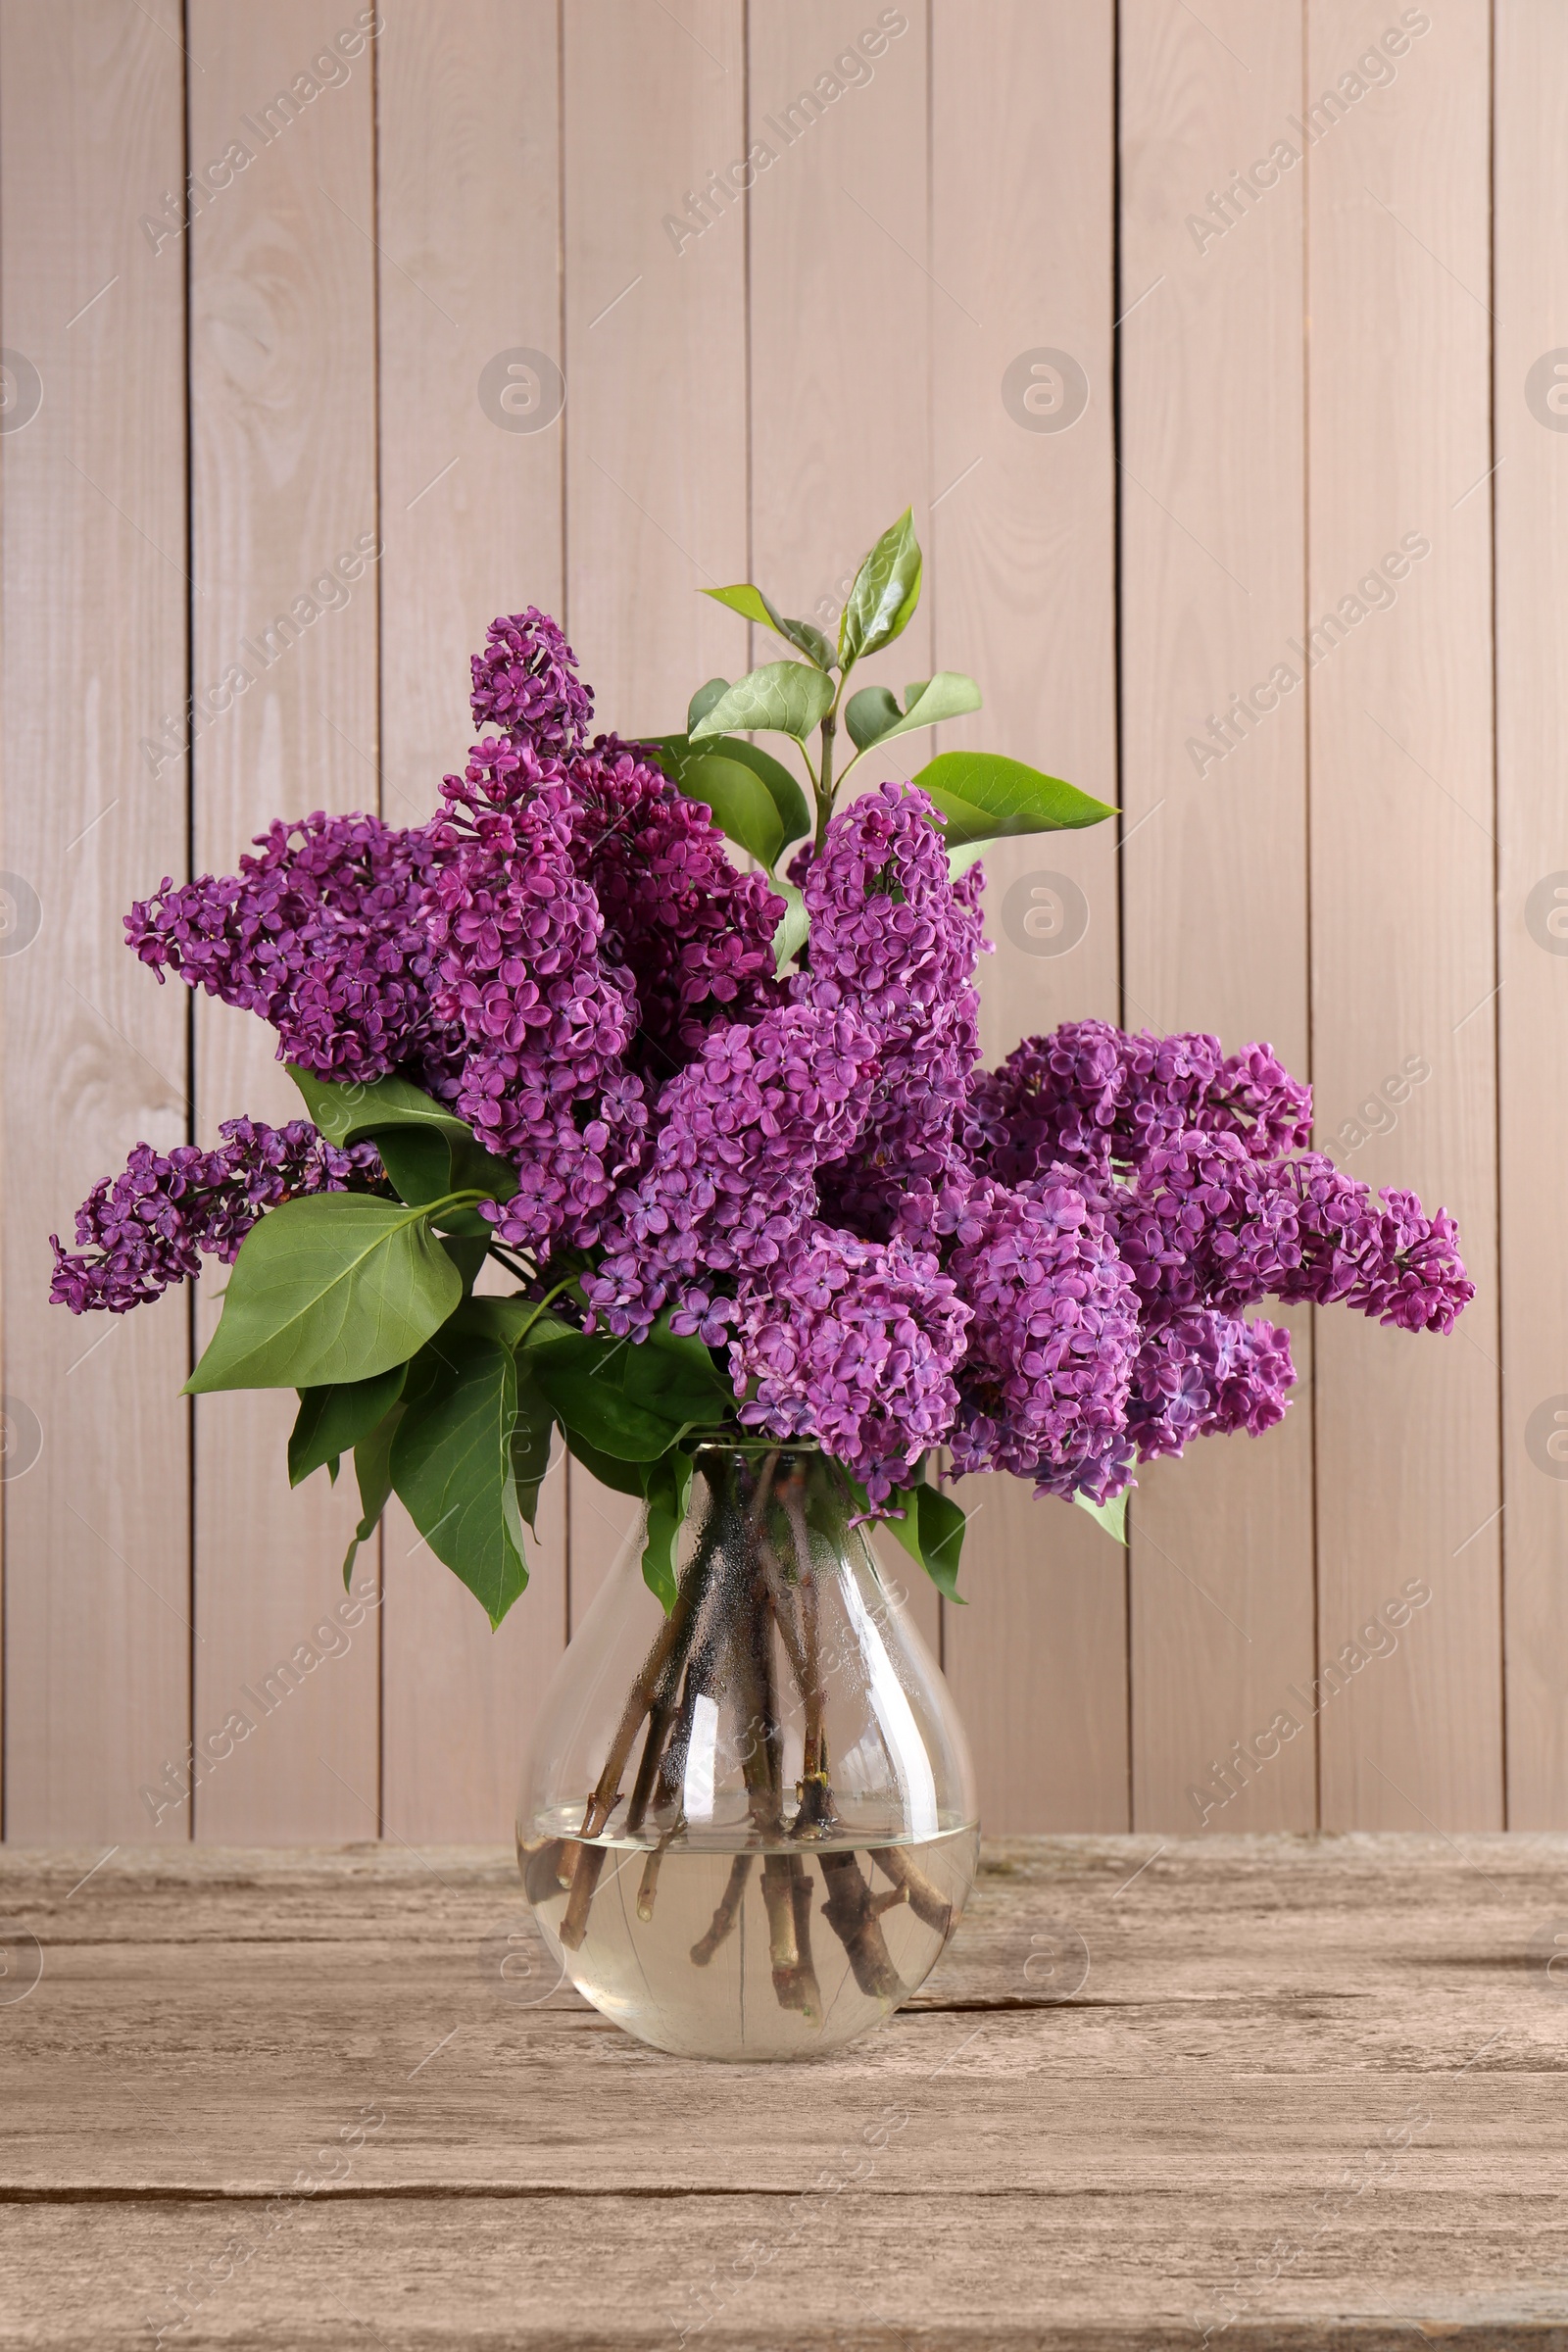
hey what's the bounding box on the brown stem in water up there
[690,1853,753,1966]
[636,1455,771,1924]
[636,1817,683,1923]
[557,1514,717,1949]
[868,1845,954,1937]
[819,1849,906,2002]
[778,1479,834,1837]
[759,1852,823,2026]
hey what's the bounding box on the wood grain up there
[373,0,568,1842]
[0,0,192,1838]
[1118,0,1316,1836]
[1305,0,1501,1830]
[931,0,1127,1830]
[1493,1,1568,1826]
[0,1836,1563,2346]
[744,0,941,1667]
[0,8,1554,1850]
[560,0,750,1629]
[186,0,383,1839]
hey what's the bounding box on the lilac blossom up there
[50,1120,382,1315]
[969,1018,1312,1186]
[1101,1132,1473,1337]
[801,782,987,1230]
[566,737,786,1069]
[1125,1309,1295,1463]
[895,1175,1141,1498]
[423,779,643,1253]
[51,598,1475,1525]
[728,1223,970,1502]
[586,1005,880,1344]
[468,608,593,754]
[125,812,456,1089]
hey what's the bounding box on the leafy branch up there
[641,506,1115,975]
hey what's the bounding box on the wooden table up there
[1,1834,1565,2348]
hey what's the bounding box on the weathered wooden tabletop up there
[1,1834,1565,2348]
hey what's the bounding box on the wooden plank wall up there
[0,0,1550,1842]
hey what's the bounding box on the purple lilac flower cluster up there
[585,1004,879,1348]
[728,1224,970,1501]
[50,1121,382,1315]
[468,608,594,754]
[802,782,985,1233]
[126,812,458,1090]
[423,775,643,1254]
[54,606,1473,1510]
[968,1018,1313,1184]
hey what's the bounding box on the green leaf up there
[667,749,786,866]
[510,1369,555,1537]
[910,750,1116,846]
[529,1329,705,1460]
[689,662,835,747]
[1073,1489,1129,1545]
[844,685,902,752]
[639,1449,694,1614]
[287,1066,469,1150]
[838,510,922,667]
[711,737,811,851]
[341,1401,404,1590]
[769,876,809,976]
[439,1234,492,1295]
[890,1480,969,1603]
[286,1066,518,1205]
[688,677,731,730]
[649,732,811,862]
[704,584,835,670]
[624,1330,731,1430]
[562,1431,647,1497]
[526,1345,676,1467]
[646,1309,733,1401]
[534,1365,688,1461]
[451,1298,566,1354]
[390,1336,534,1627]
[373,1126,453,1207]
[289,1365,408,1489]
[844,671,981,755]
[947,841,988,879]
[186,1195,463,1395]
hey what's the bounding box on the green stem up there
[510,1273,580,1347]
[422,1189,491,1225]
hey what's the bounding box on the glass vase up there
[517,1444,979,2061]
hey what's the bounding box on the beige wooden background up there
[1,0,1561,1846]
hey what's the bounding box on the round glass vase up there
[517,1444,979,2062]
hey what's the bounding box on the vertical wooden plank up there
[1,0,190,1838]
[1308,0,1500,1828]
[561,0,749,1630]
[745,2,932,731]
[187,1,382,1839]
[1493,2,1563,1821]
[375,0,567,1840]
[931,1,1127,1830]
[1117,0,1316,1834]
[744,0,941,1664]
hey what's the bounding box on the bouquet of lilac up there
[51,514,1472,1623]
